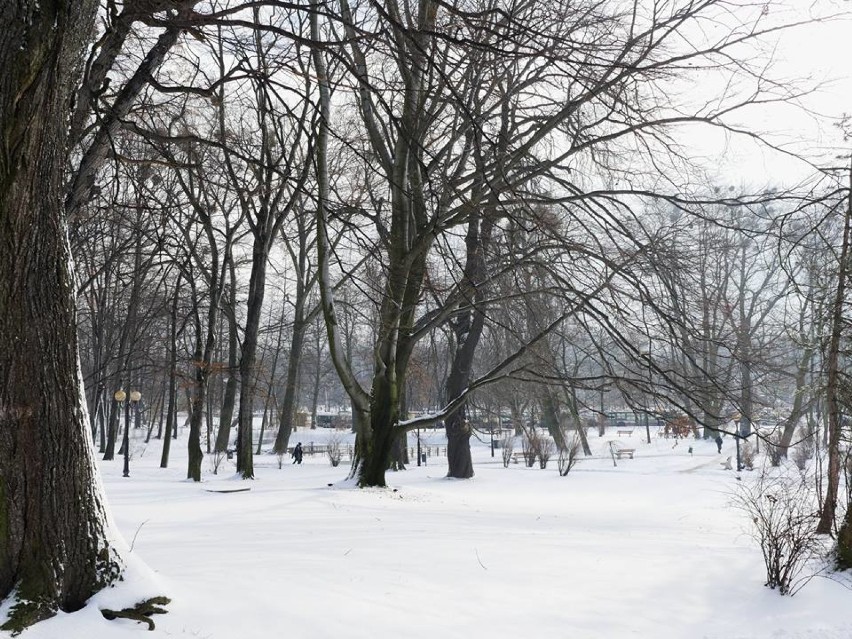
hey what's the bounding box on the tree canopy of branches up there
[310,0,810,486]
[3,0,850,629]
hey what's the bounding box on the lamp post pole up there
[644,346,653,444]
[123,390,141,477]
[114,389,128,476]
[122,395,130,477]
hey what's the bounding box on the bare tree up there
[311,0,806,487]
[815,164,852,535]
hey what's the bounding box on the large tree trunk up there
[185,289,212,482]
[540,392,568,452]
[838,505,852,570]
[102,317,136,460]
[93,382,107,451]
[0,0,122,631]
[737,292,754,440]
[213,290,239,453]
[274,304,307,455]
[778,343,813,458]
[310,339,322,429]
[443,318,481,479]
[187,386,205,480]
[818,166,852,535]
[445,413,474,479]
[356,378,400,487]
[389,386,409,471]
[444,214,491,479]
[103,392,121,460]
[160,280,181,468]
[236,236,272,480]
[560,384,592,456]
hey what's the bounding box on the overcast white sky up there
[715,1,852,186]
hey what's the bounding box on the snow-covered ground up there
[5,427,852,638]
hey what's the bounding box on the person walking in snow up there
[714,433,723,454]
[292,442,303,464]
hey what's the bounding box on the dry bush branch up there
[733,472,825,595]
[501,436,514,468]
[557,434,582,476]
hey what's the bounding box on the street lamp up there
[114,389,127,476]
[734,416,742,472]
[130,389,142,430]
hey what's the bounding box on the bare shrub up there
[792,423,816,472]
[792,443,812,473]
[740,441,755,470]
[327,433,343,467]
[501,436,514,468]
[766,432,783,467]
[557,435,582,476]
[537,437,554,469]
[211,451,226,475]
[521,431,537,467]
[732,471,824,595]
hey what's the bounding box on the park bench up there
[511,451,534,465]
[608,441,635,460]
[407,446,448,459]
[287,444,329,456]
[616,429,634,437]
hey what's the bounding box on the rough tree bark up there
[273,206,318,457]
[160,276,183,468]
[444,214,491,479]
[817,165,852,535]
[0,0,122,632]
[213,268,239,453]
[273,303,307,455]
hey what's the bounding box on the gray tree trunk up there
[160,277,182,468]
[0,1,122,631]
[274,300,307,454]
[213,275,239,453]
[817,166,852,534]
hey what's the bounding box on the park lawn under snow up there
[4,427,852,639]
